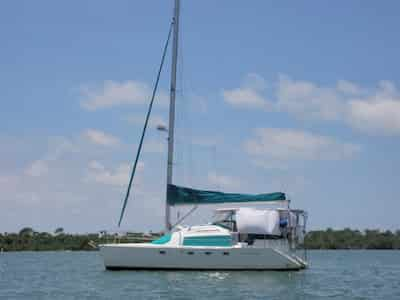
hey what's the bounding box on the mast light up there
[157,124,168,132]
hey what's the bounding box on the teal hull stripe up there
[151,234,172,244]
[183,235,232,247]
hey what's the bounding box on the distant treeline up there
[1,227,400,251]
[0,227,159,252]
[305,228,400,249]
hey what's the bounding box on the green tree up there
[54,227,64,235]
[19,227,34,236]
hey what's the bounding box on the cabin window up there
[187,251,194,255]
[183,236,232,247]
[223,252,230,256]
[212,211,237,231]
[159,250,166,255]
[205,251,212,255]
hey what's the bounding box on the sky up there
[1,1,399,233]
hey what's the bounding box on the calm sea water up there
[1,250,399,299]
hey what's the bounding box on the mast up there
[166,0,180,231]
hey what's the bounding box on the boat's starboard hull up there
[99,243,306,271]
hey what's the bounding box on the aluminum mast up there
[166,0,180,231]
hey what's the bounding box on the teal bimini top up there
[167,184,286,206]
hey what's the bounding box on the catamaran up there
[99,0,308,271]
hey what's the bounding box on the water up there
[1,250,399,299]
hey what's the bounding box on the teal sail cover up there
[167,184,286,206]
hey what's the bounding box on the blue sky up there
[1,1,399,233]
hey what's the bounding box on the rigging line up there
[171,205,198,229]
[118,22,173,227]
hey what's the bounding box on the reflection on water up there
[1,250,400,299]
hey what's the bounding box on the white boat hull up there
[99,243,307,271]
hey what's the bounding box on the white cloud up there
[243,73,267,90]
[207,171,240,190]
[222,73,272,110]
[277,75,400,135]
[144,140,165,154]
[45,136,78,160]
[226,73,400,136]
[348,99,400,135]
[347,81,400,135]
[336,80,364,95]
[23,136,77,177]
[80,80,168,110]
[191,136,220,147]
[24,160,49,177]
[124,114,167,129]
[0,133,169,232]
[223,88,269,109]
[88,160,105,170]
[85,161,143,187]
[245,128,361,168]
[276,75,345,121]
[83,129,120,147]
[0,175,20,195]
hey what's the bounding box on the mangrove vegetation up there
[1,227,400,251]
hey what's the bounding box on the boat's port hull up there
[105,266,302,271]
[99,243,306,271]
